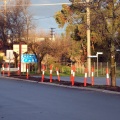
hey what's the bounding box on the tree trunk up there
[37,59,42,74]
[110,41,116,87]
[111,54,116,87]
[110,1,116,87]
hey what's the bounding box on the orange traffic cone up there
[2,64,4,76]
[17,62,20,75]
[26,64,29,79]
[7,64,10,77]
[84,68,87,87]
[50,64,53,83]
[41,64,45,82]
[72,65,75,86]
[56,67,60,82]
[91,67,94,86]
[70,65,73,82]
[106,68,110,85]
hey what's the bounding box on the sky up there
[30,0,70,34]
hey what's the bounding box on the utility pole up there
[3,0,7,35]
[50,28,55,40]
[86,0,91,77]
[110,1,116,87]
[26,17,29,41]
[73,0,91,77]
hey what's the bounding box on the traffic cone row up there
[1,63,111,86]
[40,64,61,83]
[83,67,110,86]
[83,67,95,87]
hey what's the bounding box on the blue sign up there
[21,54,37,63]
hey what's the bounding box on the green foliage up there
[71,26,81,41]
[54,5,71,28]
[60,65,71,74]
[54,0,120,76]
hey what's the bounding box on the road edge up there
[1,76,120,95]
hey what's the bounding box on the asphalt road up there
[0,77,120,120]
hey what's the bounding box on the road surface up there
[0,77,120,120]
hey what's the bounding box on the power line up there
[32,16,53,20]
[30,3,71,6]
[0,2,71,6]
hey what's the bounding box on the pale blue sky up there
[30,0,70,34]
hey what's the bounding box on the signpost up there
[13,44,27,54]
[13,44,28,74]
[88,52,103,77]
[21,54,37,63]
[96,52,103,77]
[6,50,14,63]
[21,54,37,74]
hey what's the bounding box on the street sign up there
[96,52,103,55]
[21,54,37,63]
[13,44,27,54]
[6,50,14,59]
[6,50,14,63]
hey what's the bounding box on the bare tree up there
[28,38,53,73]
[0,0,33,47]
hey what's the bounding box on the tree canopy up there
[0,0,32,50]
[54,0,120,86]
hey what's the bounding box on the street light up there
[96,52,103,77]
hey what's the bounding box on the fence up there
[57,62,120,77]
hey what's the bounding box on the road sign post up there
[13,44,28,75]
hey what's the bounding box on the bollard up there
[17,62,20,75]
[26,64,29,79]
[41,64,45,82]
[91,67,94,86]
[2,64,4,76]
[84,68,87,87]
[7,64,10,77]
[72,65,75,86]
[56,67,60,82]
[70,65,73,82]
[106,68,110,85]
[50,64,53,83]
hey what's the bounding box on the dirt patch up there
[9,75,120,92]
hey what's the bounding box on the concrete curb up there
[1,76,120,95]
